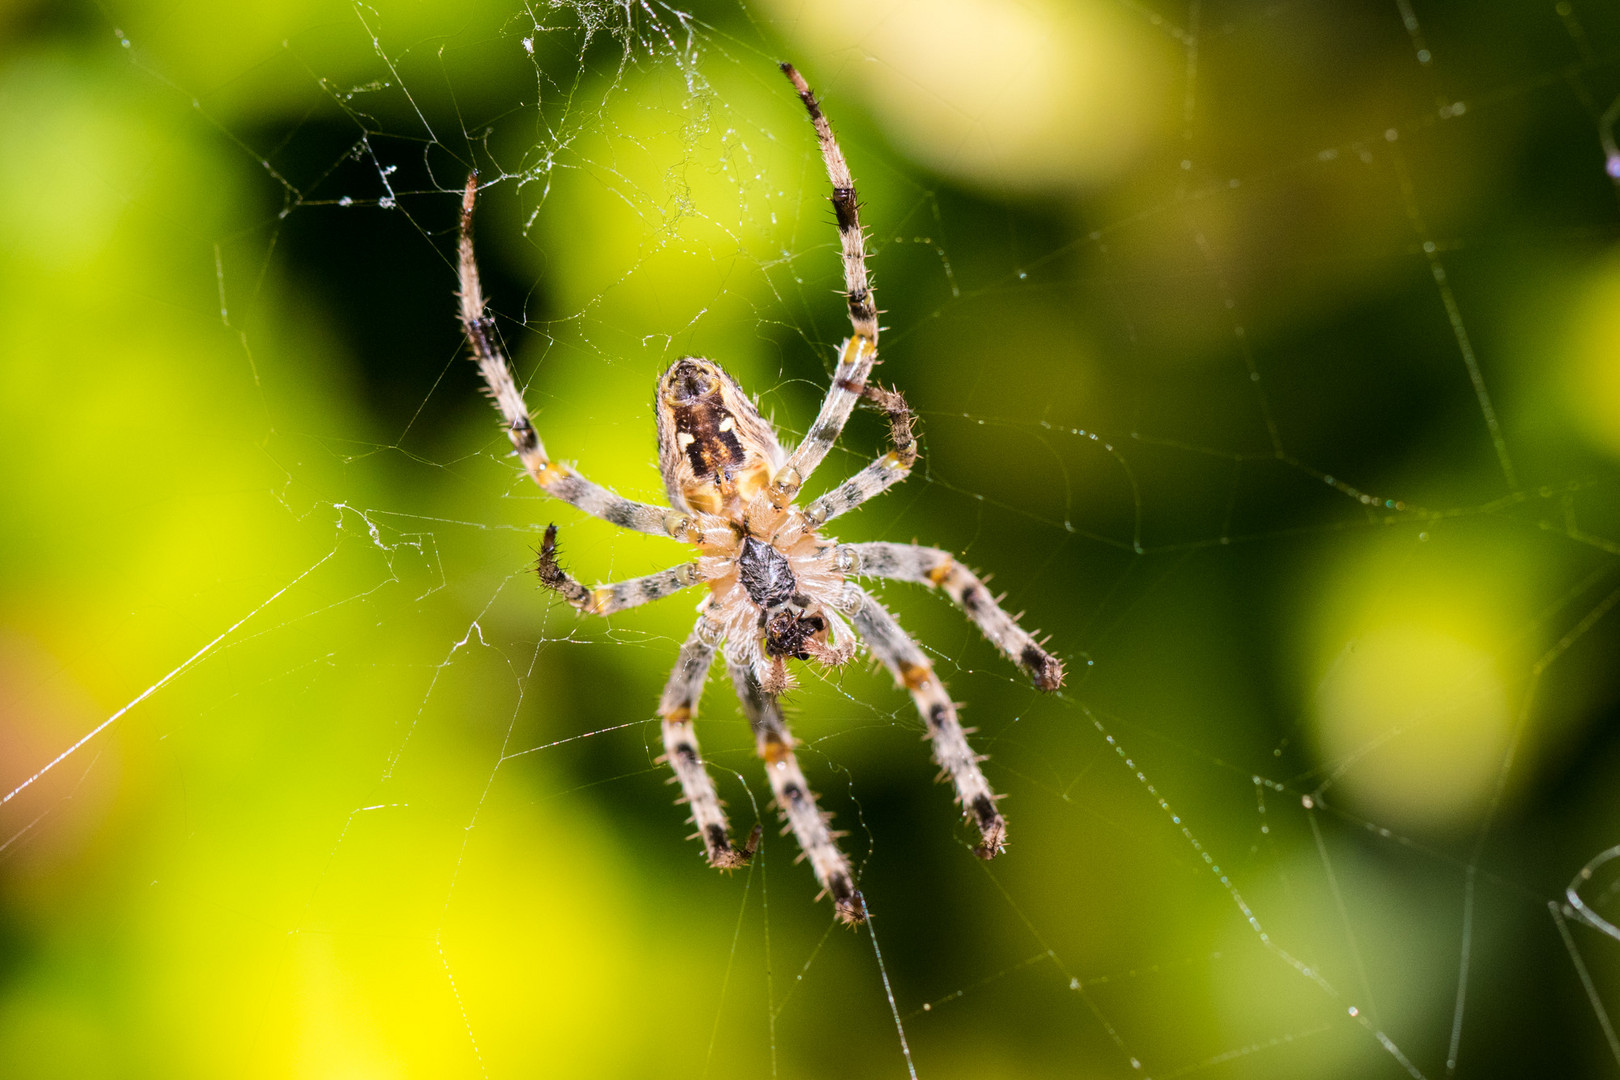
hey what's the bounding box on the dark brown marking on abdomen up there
[673,402,747,481]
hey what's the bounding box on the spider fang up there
[763,610,827,661]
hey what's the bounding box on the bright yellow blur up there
[1563,247,1620,461]
[1303,535,1526,831]
[752,0,1168,194]
[1313,622,1511,828]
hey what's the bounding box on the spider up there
[457,63,1064,924]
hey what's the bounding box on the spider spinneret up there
[457,62,1064,925]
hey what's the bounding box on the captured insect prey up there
[457,61,1064,925]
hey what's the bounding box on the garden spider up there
[457,63,1064,924]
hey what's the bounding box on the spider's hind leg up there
[779,62,877,344]
[459,175,677,538]
[773,63,883,498]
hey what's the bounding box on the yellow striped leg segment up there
[726,656,865,924]
[459,175,673,537]
[660,618,756,869]
[841,542,1064,692]
[805,384,917,524]
[535,524,706,616]
[780,63,878,344]
[773,62,885,498]
[842,584,1008,858]
[778,334,878,497]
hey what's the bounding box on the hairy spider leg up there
[804,384,918,525]
[842,584,1009,858]
[458,176,677,538]
[774,64,882,498]
[726,656,865,924]
[660,618,758,869]
[779,336,879,497]
[780,63,877,344]
[841,543,1066,692]
[533,524,712,616]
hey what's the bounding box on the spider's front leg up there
[839,542,1065,691]
[459,175,685,540]
[840,584,1008,858]
[660,616,760,869]
[727,656,865,924]
[534,524,711,615]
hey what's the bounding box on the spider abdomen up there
[654,357,784,516]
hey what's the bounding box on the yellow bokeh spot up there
[1314,621,1511,829]
[1300,529,1538,832]
[761,0,1166,193]
[1563,249,1620,460]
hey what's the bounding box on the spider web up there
[3,0,1620,1076]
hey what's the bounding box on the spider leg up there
[459,175,678,538]
[774,64,881,496]
[804,384,917,524]
[660,616,759,869]
[839,543,1065,692]
[840,584,1009,858]
[536,524,710,615]
[781,63,877,345]
[726,655,865,924]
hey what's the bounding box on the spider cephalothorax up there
[459,63,1064,924]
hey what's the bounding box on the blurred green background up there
[3,0,1620,1076]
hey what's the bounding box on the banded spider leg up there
[459,175,692,541]
[840,542,1065,691]
[840,584,1010,858]
[772,63,889,504]
[660,617,759,869]
[727,655,865,923]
